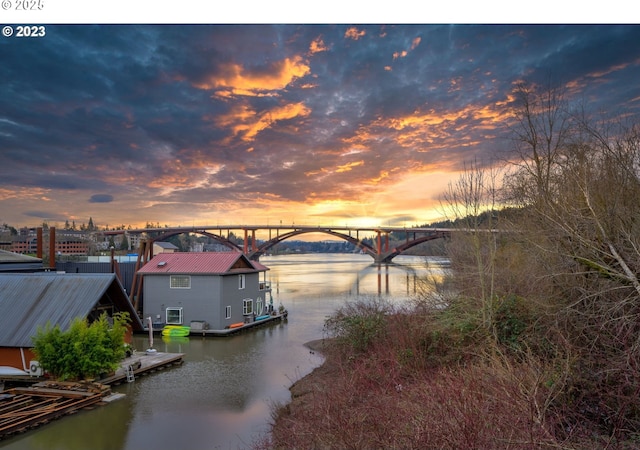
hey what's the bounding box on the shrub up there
[32,312,131,380]
[323,297,392,354]
[493,294,531,351]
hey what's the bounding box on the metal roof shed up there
[0,273,144,348]
[0,249,44,273]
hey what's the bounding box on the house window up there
[238,274,246,290]
[166,307,183,325]
[256,297,263,316]
[243,298,253,315]
[170,275,191,289]
[225,305,231,319]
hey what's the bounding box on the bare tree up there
[505,81,640,437]
[441,159,502,333]
[506,81,573,207]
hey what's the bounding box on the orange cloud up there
[194,55,310,97]
[365,170,390,185]
[393,50,408,60]
[214,102,312,142]
[0,186,51,201]
[391,36,421,63]
[309,37,329,54]
[335,160,364,173]
[345,27,366,40]
[342,99,511,157]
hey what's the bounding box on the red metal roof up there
[137,252,268,274]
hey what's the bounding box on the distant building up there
[9,228,90,256]
[190,242,204,252]
[153,241,179,254]
[55,238,89,255]
[9,236,38,254]
[138,252,272,331]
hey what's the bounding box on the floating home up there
[0,273,144,376]
[137,252,276,332]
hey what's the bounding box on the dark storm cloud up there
[1,24,639,226]
[23,210,67,222]
[89,194,114,203]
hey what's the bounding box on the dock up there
[0,381,110,440]
[99,351,184,385]
[0,351,184,440]
[152,311,288,337]
[199,312,287,336]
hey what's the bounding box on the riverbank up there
[264,310,578,449]
[288,339,330,409]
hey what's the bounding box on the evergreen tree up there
[120,234,129,251]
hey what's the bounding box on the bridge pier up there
[243,229,257,254]
[376,231,390,261]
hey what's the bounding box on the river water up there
[0,254,447,450]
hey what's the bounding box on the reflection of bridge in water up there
[113,225,453,264]
[353,259,450,297]
[353,263,418,297]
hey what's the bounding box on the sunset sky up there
[1,21,640,230]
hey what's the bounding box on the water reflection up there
[0,254,446,450]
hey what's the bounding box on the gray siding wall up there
[142,271,267,330]
[56,261,137,294]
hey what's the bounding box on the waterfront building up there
[137,252,272,331]
[0,273,144,374]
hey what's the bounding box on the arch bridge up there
[110,224,454,264]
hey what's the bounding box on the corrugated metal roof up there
[0,249,42,263]
[0,273,143,348]
[137,252,269,274]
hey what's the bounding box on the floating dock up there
[153,311,288,337]
[98,351,184,385]
[0,381,110,440]
[200,311,287,336]
[0,351,184,440]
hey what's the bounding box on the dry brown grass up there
[258,306,579,450]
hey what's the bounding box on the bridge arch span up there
[127,226,452,263]
[248,229,377,260]
[149,230,243,254]
[377,231,449,263]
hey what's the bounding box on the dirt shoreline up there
[286,339,332,408]
[302,338,329,353]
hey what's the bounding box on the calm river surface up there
[0,254,447,450]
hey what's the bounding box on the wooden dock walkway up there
[99,351,184,385]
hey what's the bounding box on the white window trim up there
[225,305,231,319]
[238,274,246,290]
[166,307,184,325]
[256,297,263,316]
[242,298,253,315]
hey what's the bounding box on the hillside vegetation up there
[262,83,640,449]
